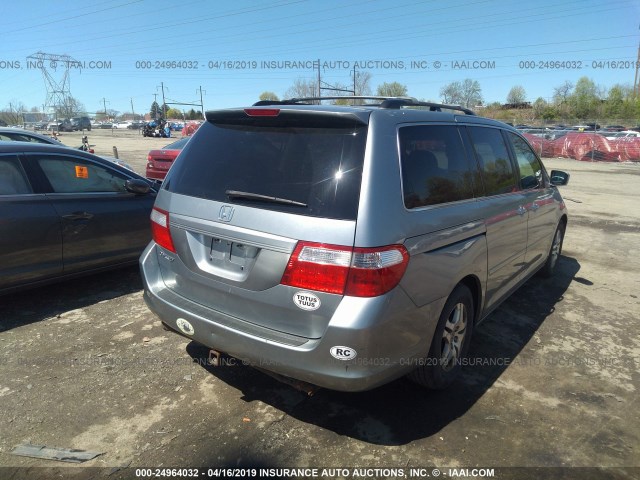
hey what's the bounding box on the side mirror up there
[125,178,151,195]
[550,170,570,186]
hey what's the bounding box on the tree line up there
[265,75,639,125]
[2,75,638,126]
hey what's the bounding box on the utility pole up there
[102,97,108,114]
[158,82,167,118]
[131,98,135,120]
[198,86,205,117]
[353,64,357,97]
[317,59,321,103]
[634,27,640,97]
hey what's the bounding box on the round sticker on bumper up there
[293,291,321,311]
[330,346,357,361]
[176,318,195,336]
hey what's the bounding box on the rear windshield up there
[164,119,367,220]
[163,137,190,150]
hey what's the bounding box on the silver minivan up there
[140,97,569,391]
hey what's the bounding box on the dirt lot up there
[50,128,183,175]
[0,137,639,479]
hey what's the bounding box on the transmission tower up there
[27,51,79,118]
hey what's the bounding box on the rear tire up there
[539,222,565,278]
[408,284,474,389]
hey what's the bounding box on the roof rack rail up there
[252,96,399,106]
[378,99,476,115]
[251,96,475,115]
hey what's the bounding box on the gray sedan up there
[0,143,156,294]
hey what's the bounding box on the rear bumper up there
[140,243,442,392]
[145,168,167,180]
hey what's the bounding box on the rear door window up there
[399,125,476,208]
[164,117,367,220]
[467,127,517,196]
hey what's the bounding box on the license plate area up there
[209,237,259,271]
[184,231,260,282]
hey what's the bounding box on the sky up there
[1,0,639,117]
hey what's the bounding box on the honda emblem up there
[218,205,234,222]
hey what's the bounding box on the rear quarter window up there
[0,155,32,195]
[164,119,367,220]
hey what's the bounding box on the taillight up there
[150,207,176,253]
[281,242,409,297]
[346,246,410,297]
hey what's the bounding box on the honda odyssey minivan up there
[140,97,569,391]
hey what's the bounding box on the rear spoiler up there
[205,108,369,128]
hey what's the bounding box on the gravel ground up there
[0,141,638,479]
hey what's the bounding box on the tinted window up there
[165,120,367,220]
[399,125,476,208]
[0,156,31,195]
[35,156,128,193]
[506,132,544,189]
[468,127,516,196]
[164,137,190,150]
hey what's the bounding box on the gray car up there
[0,143,157,295]
[140,97,569,392]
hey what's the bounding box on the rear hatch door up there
[158,107,369,338]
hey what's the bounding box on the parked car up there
[0,143,157,295]
[0,127,63,144]
[112,121,132,129]
[71,116,92,131]
[140,97,570,392]
[58,119,74,132]
[145,137,190,180]
[0,127,134,171]
[604,130,640,140]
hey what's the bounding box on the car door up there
[25,152,154,273]
[0,153,62,291]
[465,126,528,312]
[505,131,558,270]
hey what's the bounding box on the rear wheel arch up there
[408,281,476,389]
[458,274,482,325]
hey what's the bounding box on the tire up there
[408,284,474,389]
[538,222,565,278]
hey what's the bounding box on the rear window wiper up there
[225,190,307,207]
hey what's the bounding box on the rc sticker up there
[293,291,321,311]
[330,346,357,361]
[176,318,195,336]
